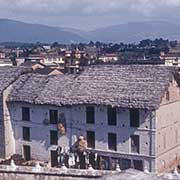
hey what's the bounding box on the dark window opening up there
[166,90,170,101]
[175,129,178,143]
[108,106,117,126]
[131,135,140,153]
[86,106,95,124]
[50,130,58,145]
[51,150,58,167]
[70,68,74,74]
[87,131,95,149]
[133,160,143,171]
[130,109,140,127]
[49,110,58,124]
[23,127,30,141]
[23,145,31,161]
[163,134,166,149]
[108,133,117,151]
[22,107,30,121]
[119,158,131,170]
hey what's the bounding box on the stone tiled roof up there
[7,65,177,110]
[99,169,165,180]
[0,66,32,95]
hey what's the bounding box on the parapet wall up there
[0,165,113,180]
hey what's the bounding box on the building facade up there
[0,65,180,173]
[7,103,155,171]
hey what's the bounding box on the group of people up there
[55,136,117,170]
[56,136,100,169]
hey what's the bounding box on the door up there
[23,145,31,161]
[51,150,58,167]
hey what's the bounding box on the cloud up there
[0,0,180,30]
[0,0,180,16]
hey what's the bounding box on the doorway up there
[51,150,58,167]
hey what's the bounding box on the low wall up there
[0,165,114,180]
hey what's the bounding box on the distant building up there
[99,54,119,63]
[20,61,46,70]
[16,55,45,67]
[16,58,26,66]
[85,46,99,60]
[43,45,51,50]
[34,67,63,76]
[160,52,180,67]
[42,56,65,67]
[0,52,6,59]
[65,58,80,74]
[0,58,13,67]
[65,50,72,58]
[27,54,44,63]
[74,49,86,59]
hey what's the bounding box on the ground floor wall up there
[7,103,156,172]
[156,146,180,173]
[87,149,155,172]
[0,103,5,158]
[155,101,180,173]
[0,165,107,180]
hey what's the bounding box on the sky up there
[0,0,180,30]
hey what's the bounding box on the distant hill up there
[0,19,86,43]
[1,19,180,43]
[90,21,180,43]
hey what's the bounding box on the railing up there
[0,162,113,178]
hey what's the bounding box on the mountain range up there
[1,19,180,43]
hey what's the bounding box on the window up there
[175,129,178,144]
[23,127,30,141]
[51,150,58,167]
[131,135,140,153]
[50,130,58,145]
[49,110,58,124]
[86,106,95,124]
[120,158,131,170]
[133,160,143,171]
[70,68,74,74]
[108,106,117,126]
[166,90,170,101]
[108,133,117,151]
[87,131,95,149]
[130,109,139,127]
[23,145,31,161]
[22,107,30,121]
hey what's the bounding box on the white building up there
[160,53,180,67]
[99,54,119,63]
[0,65,180,173]
[42,56,65,66]
[0,58,13,67]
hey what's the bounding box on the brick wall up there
[156,79,180,173]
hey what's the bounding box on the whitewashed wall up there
[7,102,155,171]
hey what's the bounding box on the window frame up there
[107,106,117,126]
[86,106,95,124]
[130,109,140,127]
[22,126,30,141]
[50,130,58,145]
[108,133,117,151]
[22,107,30,121]
[87,131,95,149]
[130,135,140,154]
[23,145,31,161]
[49,110,58,124]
